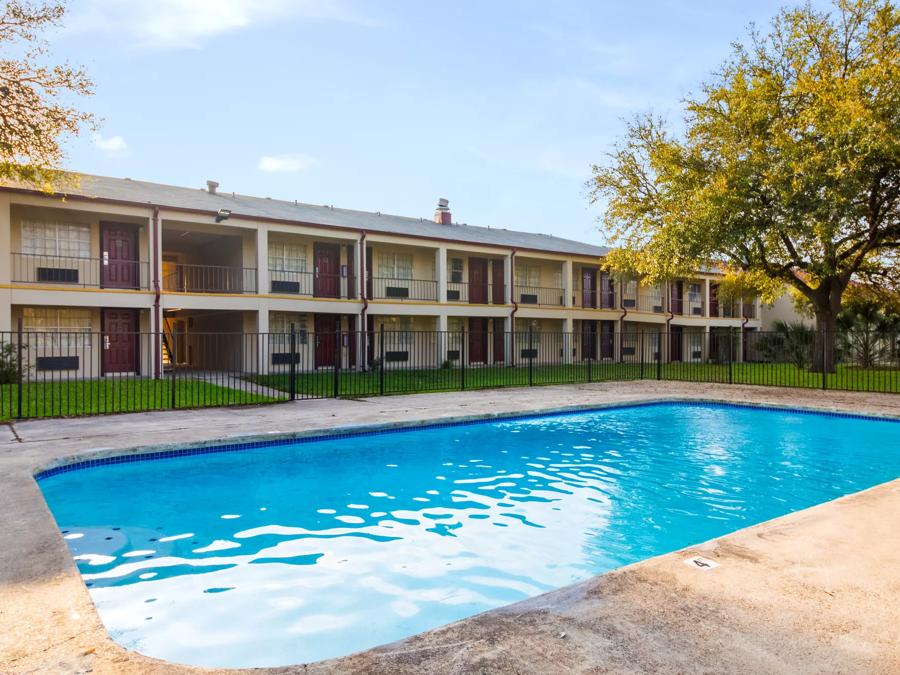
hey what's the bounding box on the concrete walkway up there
[1,382,899,674]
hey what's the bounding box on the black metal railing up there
[575,289,617,309]
[446,281,506,304]
[163,263,258,294]
[514,285,566,307]
[369,277,437,301]
[1,327,896,420]
[10,252,151,290]
[269,269,357,299]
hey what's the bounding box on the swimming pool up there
[38,401,900,668]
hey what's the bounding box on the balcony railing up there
[621,292,666,313]
[514,285,565,307]
[11,252,150,290]
[269,269,356,299]
[447,281,506,304]
[370,277,437,301]
[710,301,740,318]
[163,263,257,294]
[575,289,617,309]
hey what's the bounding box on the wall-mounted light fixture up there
[215,209,231,223]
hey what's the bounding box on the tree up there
[1,0,94,189]
[590,0,900,372]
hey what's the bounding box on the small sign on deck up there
[684,555,720,570]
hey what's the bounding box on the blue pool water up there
[39,402,900,668]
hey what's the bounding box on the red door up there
[581,320,597,359]
[492,317,505,363]
[468,258,488,304]
[314,244,341,298]
[709,283,720,317]
[669,325,684,362]
[670,281,684,315]
[491,259,505,304]
[314,314,339,368]
[600,272,614,308]
[600,320,615,359]
[102,309,138,374]
[468,318,488,363]
[101,223,138,289]
[582,269,596,308]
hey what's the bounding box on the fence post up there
[333,327,341,398]
[822,330,828,391]
[170,324,178,409]
[16,318,23,419]
[289,323,296,401]
[639,331,645,380]
[461,330,466,391]
[528,326,534,386]
[379,324,385,396]
[656,331,662,380]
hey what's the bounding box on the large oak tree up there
[590,0,900,372]
[0,0,94,189]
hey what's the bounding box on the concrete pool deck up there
[1,381,898,674]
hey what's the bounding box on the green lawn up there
[254,361,899,398]
[0,378,278,420]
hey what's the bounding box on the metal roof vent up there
[206,180,219,195]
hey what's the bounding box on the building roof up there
[2,173,610,258]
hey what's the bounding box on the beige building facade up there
[0,174,764,378]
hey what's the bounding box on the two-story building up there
[0,174,762,378]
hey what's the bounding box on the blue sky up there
[51,0,829,245]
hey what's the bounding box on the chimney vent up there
[206,180,219,195]
[434,198,451,225]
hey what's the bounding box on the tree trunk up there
[810,282,843,374]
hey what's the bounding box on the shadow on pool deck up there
[1,381,899,674]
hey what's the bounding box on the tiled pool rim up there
[33,397,900,481]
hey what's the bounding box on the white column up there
[563,316,574,363]
[0,194,12,331]
[436,246,447,302]
[256,224,269,295]
[704,279,711,318]
[563,260,573,307]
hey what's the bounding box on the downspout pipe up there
[151,207,161,378]
[359,230,368,369]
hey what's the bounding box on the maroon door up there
[600,320,615,359]
[670,281,684,315]
[669,325,684,362]
[346,245,356,300]
[491,259,505,304]
[101,223,138,289]
[492,317,505,363]
[582,269,597,308]
[314,314,339,368]
[468,258,488,304]
[102,309,138,374]
[581,320,597,359]
[600,272,614,309]
[347,314,356,367]
[366,314,375,365]
[314,244,341,298]
[709,283,720,317]
[468,318,488,363]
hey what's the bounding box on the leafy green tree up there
[1,1,94,189]
[590,0,900,372]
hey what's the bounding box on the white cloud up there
[92,133,129,158]
[70,0,375,49]
[257,154,319,173]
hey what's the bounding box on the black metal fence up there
[0,327,897,420]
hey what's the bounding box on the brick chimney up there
[434,198,451,225]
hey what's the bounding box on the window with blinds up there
[515,265,540,288]
[22,221,90,258]
[378,252,413,279]
[268,242,307,272]
[23,307,92,348]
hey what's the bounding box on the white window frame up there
[450,258,464,283]
[23,307,92,348]
[269,312,308,344]
[383,316,413,345]
[22,220,91,258]
[515,264,540,288]
[378,252,414,280]
[268,242,307,273]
